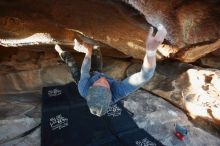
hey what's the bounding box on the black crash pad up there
[41,82,163,146]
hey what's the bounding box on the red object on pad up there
[175,132,184,141]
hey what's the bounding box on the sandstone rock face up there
[212,48,220,56]
[200,55,220,69]
[0,0,219,62]
[181,69,220,124]
[127,61,220,126]
[175,40,220,62]
[0,0,149,59]
[0,64,74,95]
[103,57,131,80]
[123,0,220,47]
[123,0,220,62]
[0,49,130,95]
[0,48,71,94]
[0,61,130,95]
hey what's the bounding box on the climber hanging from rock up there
[55,24,167,117]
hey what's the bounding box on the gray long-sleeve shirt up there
[78,56,155,104]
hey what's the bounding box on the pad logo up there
[107,105,122,117]
[49,114,68,131]
[48,88,62,97]
[136,138,156,146]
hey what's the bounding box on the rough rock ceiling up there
[0,0,219,62]
[123,0,220,47]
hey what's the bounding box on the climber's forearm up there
[85,49,92,58]
[143,51,156,70]
[122,50,156,87]
[80,42,93,75]
[81,55,91,75]
[112,52,156,102]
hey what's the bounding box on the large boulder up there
[0,0,219,62]
[127,60,220,126]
